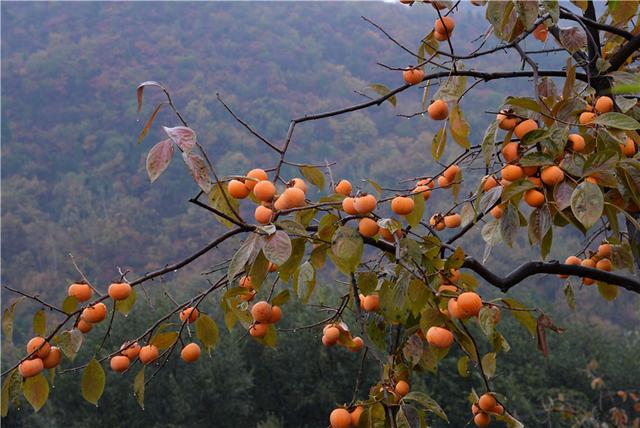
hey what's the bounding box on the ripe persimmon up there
[596,258,612,271]
[568,134,586,152]
[595,96,613,113]
[254,205,273,224]
[501,142,519,163]
[438,284,458,294]
[597,243,612,258]
[430,214,446,231]
[139,345,159,365]
[324,326,340,343]
[444,213,461,228]
[358,218,379,238]
[541,166,564,186]
[523,166,539,177]
[350,406,364,426]
[581,258,596,268]
[403,67,425,85]
[391,196,415,215]
[108,282,131,301]
[280,187,306,209]
[329,408,351,428]
[458,292,483,316]
[528,176,542,187]
[249,323,268,338]
[482,175,498,191]
[412,185,431,200]
[502,164,523,181]
[433,30,448,42]
[120,341,141,359]
[492,404,505,415]
[434,16,455,34]
[579,111,596,126]
[497,111,518,131]
[77,319,93,334]
[27,337,51,359]
[448,298,469,318]
[68,282,92,302]
[426,326,454,348]
[82,303,107,324]
[437,175,452,189]
[417,178,435,188]
[19,358,44,378]
[428,99,449,120]
[621,137,637,156]
[181,343,201,363]
[251,301,273,323]
[342,197,358,215]
[524,189,545,207]
[479,393,497,411]
[228,179,250,199]
[268,262,278,272]
[253,180,276,202]
[490,205,504,219]
[269,306,283,323]
[349,337,364,352]
[559,255,582,278]
[395,380,410,397]
[335,179,352,196]
[110,355,130,372]
[514,119,538,139]
[363,295,380,312]
[245,168,268,190]
[533,24,548,41]
[353,194,377,214]
[42,346,62,369]
[379,226,403,241]
[180,307,199,324]
[474,412,491,427]
[291,178,307,193]
[444,164,460,181]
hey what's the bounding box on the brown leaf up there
[558,27,587,53]
[536,313,565,357]
[146,139,174,183]
[182,152,212,193]
[136,81,166,114]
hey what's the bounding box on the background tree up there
[2,1,640,427]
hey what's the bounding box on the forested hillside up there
[2,2,638,427]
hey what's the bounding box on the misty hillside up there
[2,2,638,427]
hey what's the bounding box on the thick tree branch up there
[606,33,640,73]
[559,8,633,41]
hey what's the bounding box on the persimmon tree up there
[2,1,640,426]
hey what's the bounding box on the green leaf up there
[478,307,497,337]
[481,121,498,166]
[278,238,306,282]
[22,373,49,412]
[150,331,178,350]
[501,298,536,335]
[592,112,640,130]
[402,391,448,422]
[32,309,46,337]
[249,251,269,290]
[81,357,105,405]
[263,231,292,266]
[207,183,240,228]
[357,271,378,295]
[519,152,555,167]
[115,287,137,316]
[56,329,84,361]
[330,226,363,274]
[195,314,219,350]
[515,0,539,29]
[457,356,470,378]
[597,283,619,301]
[445,246,465,270]
[481,352,497,378]
[227,233,264,284]
[62,296,78,314]
[501,179,535,202]
[295,262,316,304]
[570,181,604,229]
[449,104,471,149]
[431,127,447,161]
[563,282,576,310]
[271,290,290,307]
[1,369,18,417]
[405,193,425,228]
[499,204,519,247]
[133,368,145,410]
[505,96,542,113]
[367,83,397,107]
[298,165,325,190]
